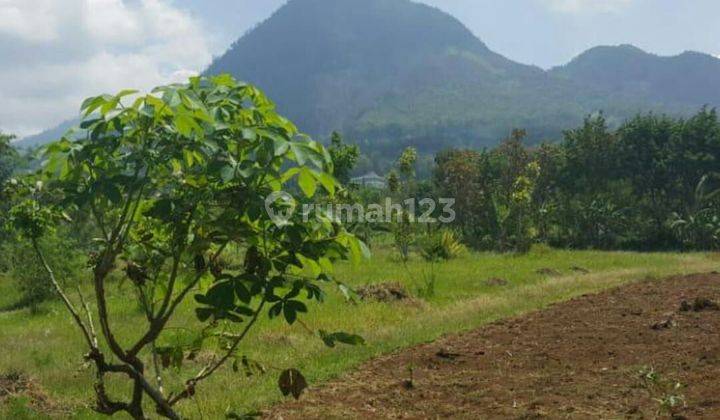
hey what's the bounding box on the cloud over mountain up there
[0,0,212,136]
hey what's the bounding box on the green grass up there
[0,247,717,418]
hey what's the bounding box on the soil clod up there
[356,282,409,302]
[679,297,719,312]
[651,314,677,330]
[0,371,26,398]
[435,349,461,360]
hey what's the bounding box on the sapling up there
[9,75,366,419]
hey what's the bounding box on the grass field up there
[0,246,717,418]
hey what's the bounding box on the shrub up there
[420,229,464,262]
[669,175,720,250]
[670,211,720,250]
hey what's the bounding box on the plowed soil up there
[268,273,720,419]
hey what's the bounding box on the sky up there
[1,0,719,137]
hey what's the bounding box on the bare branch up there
[150,341,165,397]
[31,239,94,350]
[77,286,98,348]
[154,254,182,320]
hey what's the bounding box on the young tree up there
[328,131,360,184]
[397,146,418,182]
[389,147,418,261]
[433,149,492,245]
[495,129,530,200]
[561,115,618,195]
[1,131,18,244]
[10,75,366,419]
[0,131,17,185]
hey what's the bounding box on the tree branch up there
[89,200,110,241]
[154,207,195,321]
[92,171,148,363]
[93,261,129,362]
[31,239,95,350]
[168,298,267,406]
[76,286,98,348]
[127,242,228,357]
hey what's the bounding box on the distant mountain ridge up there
[15,119,78,149]
[19,0,720,153]
[550,44,720,110]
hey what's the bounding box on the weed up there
[637,366,686,416]
[402,364,415,390]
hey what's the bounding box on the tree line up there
[429,109,720,252]
[331,108,720,255]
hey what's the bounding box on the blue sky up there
[1,0,719,135]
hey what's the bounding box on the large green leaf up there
[297,167,317,198]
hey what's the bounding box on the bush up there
[669,175,720,251]
[420,229,464,262]
[670,211,720,251]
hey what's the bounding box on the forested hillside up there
[206,0,596,151]
[205,0,720,153]
[551,44,720,111]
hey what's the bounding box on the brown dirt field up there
[268,273,720,419]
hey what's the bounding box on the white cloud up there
[0,0,59,42]
[0,0,213,136]
[540,0,635,14]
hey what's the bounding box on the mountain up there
[20,0,720,155]
[550,44,720,112]
[205,0,519,139]
[14,119,78,149]
[206,0,596,151]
